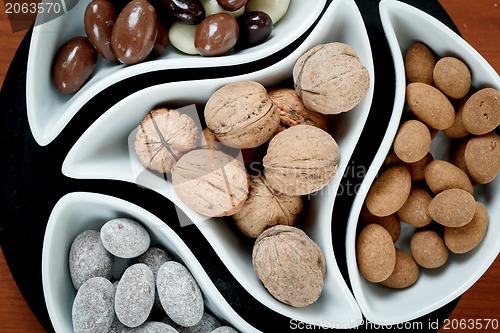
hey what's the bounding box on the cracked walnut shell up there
[204,81,279,149]
[171,149,250,217]
[263,124,339,195]
[252,225,326,307]
[135,108,200,173]
[233,175,303,238]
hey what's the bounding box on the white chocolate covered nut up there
[169,22,199,55]
[245,0,290,24]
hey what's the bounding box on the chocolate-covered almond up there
[195,13,239,56]
[162,0,205,24]
[236,11,272,49]
[216,0,247,11]
[84,0,117,61]
[52,36,97,94]
[111,0,158,65]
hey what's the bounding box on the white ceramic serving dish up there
[62,0,374,327]
[26,0,327,146]
[42,192,257,333]
[345,0,500,326]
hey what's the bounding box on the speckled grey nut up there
[135,108,201,173]
[293,42,370,114]
[100,218,150,258]
[211,326,239,333]
[69,230,113,290]
[115,263,155,328]
[72,277,115,333]
[135,247,172,310]
[157,261,204,327]
[122,321,179,333]
[108,315,126,333]
[176,312,221,333]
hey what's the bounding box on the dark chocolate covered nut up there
[162,0,205,24]
[235,11,272,49]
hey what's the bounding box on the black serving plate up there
[1,0,461,331]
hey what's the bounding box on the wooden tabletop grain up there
[1,1,499,332]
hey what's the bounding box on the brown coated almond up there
[433,56,471,99]
[464,131,500,184]
[461,88,500,135]
[424,160,474,195]
[360,205,401,243]
[380,248,419,289]
[404,42,436,85]
[410,230,448,269]
[428,188,476,227]
[406,82,455,130]
[393,119,432,163]
[396,187,432,228]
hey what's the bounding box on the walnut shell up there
[135,108,200,173]
[268,88,329,133]
[171,149,250,217]
[204,81,280,149]
[252,225,326,307]
[263,125,339,195]
[233,175,303,238]
[293,42,370,114]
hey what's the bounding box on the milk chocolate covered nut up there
[444,201,489,254]
[195,13,239,56]
[201,0,245,17]
[135,108,200,173]
[404,42,436,85]
[462,88,500,135]
[52,37,97,94]
[393,120,432,163]
[69,230,113,290]
[217,0,247,11]
[268,88,329,133]
[72,277,115,333]
[157,261,204,327]
[84,0,117,61]
[365,165,412,217]
[111,0,158,65]
[410,230,448,269]
[433,56,471,99]
[465,131,500,184]
[233,175,303,238]
[252,225,326,307]
[380,248,419,289]
[293,42,370,115]
[204,81,279,148]
[406,82,455,130]
[172,149,250,217]
[263,125,339,195]
[356,224,396,283]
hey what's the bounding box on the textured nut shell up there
[424,160,474,195]
[404,42,436,85]
[233,175,303,238]
[365,165,412,217]
[465,131,500,184]
[428,188,476,227]
[204,81,279,148]
[356,224,396,283]
[445,202,489,254]
[393,120,432,163]
[360,205,401,243]
[172,149,250,217]
[268,88,329,133]
[380,249,419,289]
[461,88,500,135]
[135,109,200,173]
[293,42,370,114]
[252,225,326,307]
[410,230,448,269]
[433,56,471,99]
[397,187,432,228]
[406,82,455,130]
[263,125,339,195]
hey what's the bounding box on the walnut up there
[135,108,200,173]
[204,81,280,149]
[171,149,250,217]
[263,125,339,195]
[252,225,326,307]
[268,88,329,133]
[233,175,303,238]
[293,42,370,114]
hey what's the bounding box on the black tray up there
[1,0,461,331]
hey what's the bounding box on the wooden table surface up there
[1,1,498,332]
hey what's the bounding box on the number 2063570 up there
[5,1,66,14]
[442,319,499,330]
